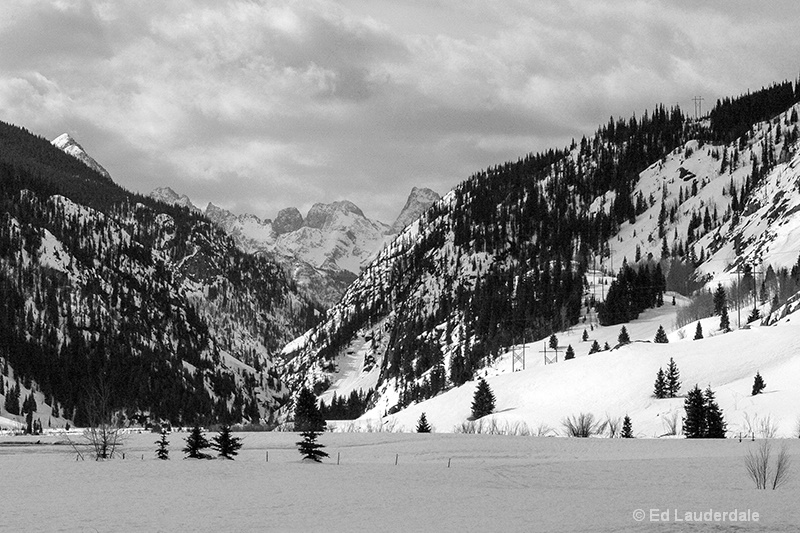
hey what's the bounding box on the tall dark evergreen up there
[713,283,727,315]
[211,425,243,459]
[693,322,703,340]
[183,425,211,459]
[296,430,329,462]
[471,378,495,420]
[564,344,575,360]
[416,412,432,433]
[703,387,727,438]
[155,429,170,460]
[294,386,326,432]
[654,325,668,343]
[665,358,681,398]
[621,415,633,438]
[682,385,706,438]
[617,326,630,345]
[751,372,766,396]
[653,368,667,399]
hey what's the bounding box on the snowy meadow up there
[2,431,800,532]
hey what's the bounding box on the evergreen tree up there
[654,325,668,343]
[666,357,681,398]
[713,283,727,315]
[211,424,243,459]
[294,386,326,432]
[183,425,211,459]
[719,306,730,332]
[471,378,495,420]
[751,372,766,396]
[747,307,761,323]
[296,430,328,462]
[581,329,589,342]
[621,415,633,438]
[564,344,575,360]
[603,342,611,351]
[693,322,703,340]
[617,325,630,344]
[155,429,170,460]
[548,334,559,351]
[588,340,601,354]
[416,412,432,433]
[682,385,706,438]
[653,368,667,399]
[704,387,727,438]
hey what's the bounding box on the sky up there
[1,0,799,223]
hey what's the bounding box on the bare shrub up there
[605,416,622,438]
[675,291,714,329]
[534,423,556,437]
[82,381,125,460]
[661,411,681,436]
[562,413,607,438]
[745,441,792,490]
[742,413,779,439]
[452,419,532,436]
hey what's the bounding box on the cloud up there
[0,0,799,222]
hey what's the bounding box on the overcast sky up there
[1,1,799,222]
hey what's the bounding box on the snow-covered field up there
[2,432,799,532]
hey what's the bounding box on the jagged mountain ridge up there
[280,80,800,419]
[51,133,113,182]
[0,121,321,428]
[150,186,440,307]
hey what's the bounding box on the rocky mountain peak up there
[389,187,440,234]
[51,133,113,182]
[150,187,199,212]
[274,207,304,235]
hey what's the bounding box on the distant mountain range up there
[149,186,440,307]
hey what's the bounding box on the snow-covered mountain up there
[153,189,440,307]
[150,186,200,213]
[279,82,800,430]
[51,133,113,182]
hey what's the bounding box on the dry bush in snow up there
[562,413,607,438]
[745,441,792,490]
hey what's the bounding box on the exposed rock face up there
[274,207,304,235]
[389,187,441,234]
[51,133,113,182]
[150,187,200,212]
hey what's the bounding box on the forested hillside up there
[0,121,321,427]
[282,79,800,417]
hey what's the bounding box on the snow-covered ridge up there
[51,133,112,181]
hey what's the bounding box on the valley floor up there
[2,432,799,532]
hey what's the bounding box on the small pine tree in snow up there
[183,425,211,459]
[211,425,243,459]
[581,329,589,342]
[719,306,730,332]
[693,322,703,340]
[653,368,667,399]
[155,429,170,460]
[565,344,575,360]
[654,325,669,343]
[618,326,630,345]
[747,307,761,323]
[471,378,495,420]
[588,340,601,354]
[666,357,681,398]
[751,372,766,396]
[603,342,611,351]
[621,415,633,438]
[416,412,432,433]
[548,334,559,351]
[296,430,329,462]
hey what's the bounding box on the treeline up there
[598,262,666,326]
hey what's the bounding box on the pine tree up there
[618,325,630,344]
[603,342,611,351]
[713,283,727,315]
[471,378,495,420]
[294,386,326,432]
[155,429,170,460]
[682,385,706,438]
[581,329,589,342]
[653,368,667,399]
[548,334,558,351]
[666,357,681,398]
[704,387,727,438]
[747,307,761,323]
[654,325,668,343]
[621,415,633,438]
[564,344,575,360]
[588,340,601,354]
[211,424,243,459]
[719,306,730,332]
[183,425,211,459]
[693,321,703,340]
[416,412,432,433]
[296,430,329,462]
[751,372,766,396]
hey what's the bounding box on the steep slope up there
[0,122,320,428]
[280,80,800,422]
[51,133,113,182]
[389,187,441,234]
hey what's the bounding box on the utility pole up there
[736,266,741,329]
